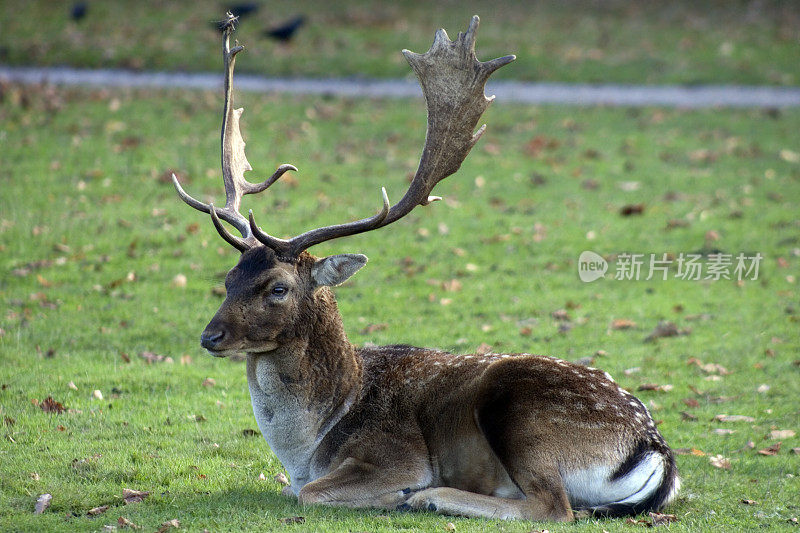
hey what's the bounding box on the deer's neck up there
[246,288,360,491]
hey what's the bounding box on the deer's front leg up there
[298,457,430,510]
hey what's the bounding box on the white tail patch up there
[563,452,665,508]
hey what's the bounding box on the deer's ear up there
[311,254,368,288]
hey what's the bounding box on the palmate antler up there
[174,13,514,258]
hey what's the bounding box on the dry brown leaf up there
[156,519,181,532]
[40,396,66,414]
[274,472,290,486]
[359,323,387,335]
[442,279,462,292]
[34,493,52,514]
[620,203,645,216]
[637,383,674,392]
[673,448,705,456]
[444,523,457,531]
[644,321,689,342]
[709,454,731,469]
[686,357,731,375]
[770,430,795,439]
[740,499,758,505]
[611,318,636,330]
[476,343,493,356]
[88,505,109,516]
[117,516,141,529]
[551,309,570,321]
[122,489,149,504]
[757,442,781,456]
[201,378,216,387]
[139,351,173,364]
[713,414,755,423]
[713,428,736,435]
[649,511,678,525]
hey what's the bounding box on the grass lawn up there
[1,0,799,86]
[1,80,799,531]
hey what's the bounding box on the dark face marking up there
[200,247,310,355]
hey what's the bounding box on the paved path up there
[2,65,800,108]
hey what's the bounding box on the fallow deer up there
[172,13,679,521]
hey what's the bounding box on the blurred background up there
[1,0,798,85]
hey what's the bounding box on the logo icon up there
[578,251,607,282]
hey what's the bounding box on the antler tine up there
[172,12,297,252]
[283,187,390,255]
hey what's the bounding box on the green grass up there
[2,0,799,85]
[1,83,799,531]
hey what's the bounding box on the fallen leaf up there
[117,516,141,529]
[637,383,674,392]
[93,390,103,400]
[683,398,700,408]
[611,318,636,330]
[88,505,109,516]
[476,343,492,355]
[791,448,800,455]
[713,414,755,423]
[242,428,259,437]
[442,279,462,292]
[713,428,736,435]
[673,448,705,456]
[770,430,795,439]
[68,381,78,391]
[644,321,689,342]
[359,323,387,335]
[649,511,678,525]
[445,523,457,531]
[278,516,305,525]
[740,499,758,505]
[201,378,216,387]
[709,454,731,469]
[122,489,149,504]
[779,149,800,163]
[258,472,267,481]
[156,519,181,532]
[680,411,697,421]
[551,309,570,321]
[757,442,781,456]
[139,351,173,364]
[620,203,645,216]
[34,493,52,514]
[40,396,66,414]
[274,472,290,486]
[171,274,187,288]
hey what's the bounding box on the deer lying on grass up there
[172,13,679,521]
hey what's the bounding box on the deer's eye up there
[270,285,288,297]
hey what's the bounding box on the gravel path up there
[2,65,800,108]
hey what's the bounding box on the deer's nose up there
[200,330,225,350]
